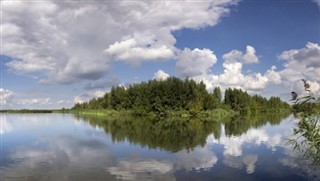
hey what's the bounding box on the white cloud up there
[2,0,238,84]
[218,45,273,92]
[176,48,217,77]
[218,62,244,87]
[73,90,105,104]
[222,50,243,64]
[265,65,281,84]
[222,45,259,64]
[105,37,175,65]
[0,88,14,105]
[278,42,320,95]
[18,98,51,106]
[281,42,320,66]
[242,45,259,64]
[153,69,170,81]
[175,45,274,94]
[194,61,277,93]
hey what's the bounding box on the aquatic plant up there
[287,79,320,164]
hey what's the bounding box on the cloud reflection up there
[175,147,218,171]
[207,126,282,157]
[0,114,12,134]
[3,135,116,181]
[279,145,320,181]
[223,154,258,174]
[107,159,174,181]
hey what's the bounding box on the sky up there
[0,0,319,109]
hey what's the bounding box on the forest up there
[72,77,290,116]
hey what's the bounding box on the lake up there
[1,113,319,181]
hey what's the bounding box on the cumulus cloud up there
[175,45,276,94]
[192,61,277,93]
[280,42,320,68]
[176,48,217,77]
[278,42,320,95]
[242,45,259,64]
[73,90,106,104]
[0,88,14,105]
[222,45,259,64]
[105,37,175,65]
[265,65,281,84]
[1,0,238,84]
[83,77,120,90]
[18,98,51,106]
[153,69,170,81]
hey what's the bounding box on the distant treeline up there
[292,101,320,115]
[72,77,290,115]
[0,109,53,113]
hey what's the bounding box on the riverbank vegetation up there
[72,77,290,117]
[287,79,320,164]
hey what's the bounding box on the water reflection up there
[3,135,116,180]
[175,147,217,171]
[223,154,258,174]
[0,114,12,134]
[76,115,223,152]
[107,159,174,180]
[77,113,287,153]
[2,113,320,181]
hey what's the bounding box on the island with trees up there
[72,77,290,118]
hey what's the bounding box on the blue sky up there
[1,0,319,109]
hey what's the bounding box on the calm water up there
[1,113,319,181]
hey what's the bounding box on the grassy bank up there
[67,108,236,120]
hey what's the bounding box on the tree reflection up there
[77,113,288,153]
[224,113,289,137]
[77,115,222,152]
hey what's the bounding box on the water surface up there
[1,113,319,181]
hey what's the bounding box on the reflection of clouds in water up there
[107,159,175,181]
[3,136,116,181]
[175,146,217,171]
[242,155,258,174]
[0,114,12,134]
[223,155,258,174]
[1,114,72,135]
[6,113,53,123]
[280,157,320,181]
[279,145,320,181]
[207,126,282,156]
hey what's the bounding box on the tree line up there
[72,77,290,115]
